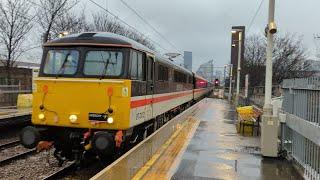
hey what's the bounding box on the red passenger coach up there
[193,74,212,100]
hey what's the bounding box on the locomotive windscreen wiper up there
[55,53,70,79]
[100,52,112,80]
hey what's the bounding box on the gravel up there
[0,149,70,180]
[0,137,19,145]
[0,145,29,161]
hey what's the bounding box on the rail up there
[281,77,320,180]
[42,162,76,180]
[0,149,36,166]
[90,99,207,180]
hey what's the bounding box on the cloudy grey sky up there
[80,0,320,71]
[25,0,320,71]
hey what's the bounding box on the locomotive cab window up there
[84,50,123,76]
[43,50,79,75]
[131,51,145,80]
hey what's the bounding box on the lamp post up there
[264,0,276,114]
[228,64,233,102]
[261,0,278,157]
[223,65,227,92]
[231,29,243,106]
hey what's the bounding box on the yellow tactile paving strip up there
[133,117,200,180]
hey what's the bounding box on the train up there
[19,32,213,165]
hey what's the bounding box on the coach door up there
[146,55,154,120]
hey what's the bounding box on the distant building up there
[0,60,40,106]
[230,26,246,85]
[0,60,40,69]
[196,60,214,82]
[304,60,320,76]
[183,51,192,71]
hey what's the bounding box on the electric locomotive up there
[20,32,210,164]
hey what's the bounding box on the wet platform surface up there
[0,108,31,119]
[170,98,302,180]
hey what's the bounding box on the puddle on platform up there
[220,132,238,137]
[222,119,236,124]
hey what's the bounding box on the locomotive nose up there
[20,126,41,149]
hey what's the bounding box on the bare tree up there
[243,33,311,87]
[51,9,92,37]
[242,35,266,87]
[92,12,155,50]
[0,0,34,81]
[36,0,78,43]
[272,34,311,84]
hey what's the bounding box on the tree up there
[51,9,91,36]
[242,33,311,87]
[36,0,78,43]
[92,12,155,50]
[242,35,266,87]
[0,0,34,81]
[272,34,310,84]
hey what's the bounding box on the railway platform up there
[0,108,31,127]
[91,98,302,180]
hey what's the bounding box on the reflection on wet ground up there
[172,98,302,180]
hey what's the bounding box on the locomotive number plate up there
[88,113,108,121]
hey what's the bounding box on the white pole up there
[264,0,275,115]
[261,0,278,157]
[235,32,242,106]
[228,64,233,102]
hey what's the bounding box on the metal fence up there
[282,78,320,180]
[0,84,32,107]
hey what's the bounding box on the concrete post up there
[223,65,226,95]
[261,0,278,157]
[235,32,242,106]
[228,64,233,102]
[264,0,275,114]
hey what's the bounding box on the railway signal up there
[214,79,220,86]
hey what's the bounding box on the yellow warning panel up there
[17,94,33,108]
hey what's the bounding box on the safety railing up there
[282,78,320,180]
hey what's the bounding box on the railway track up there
[0,148,36,166]
[0,139,20,149]
[42,161,77,180]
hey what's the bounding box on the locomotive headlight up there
[38,113,45,120]
[69,114,78,123]
[107,116,114,124]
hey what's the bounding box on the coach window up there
[131,51,144,80]
[189,76,193,84]
[158,65,168,81]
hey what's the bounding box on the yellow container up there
[17,94,33,108]
[236,120,254,136]
[236,106,253,114]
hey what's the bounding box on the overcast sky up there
[26,0,320,71]
[79,0,320,71]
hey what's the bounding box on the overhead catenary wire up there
[87,0,172,53]
[119,0,184,56]
[247,0,265,34]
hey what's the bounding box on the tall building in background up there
[196,60,214,82]
[183,51,192,71]
[230,26,245,71]
[230,26,245,89]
